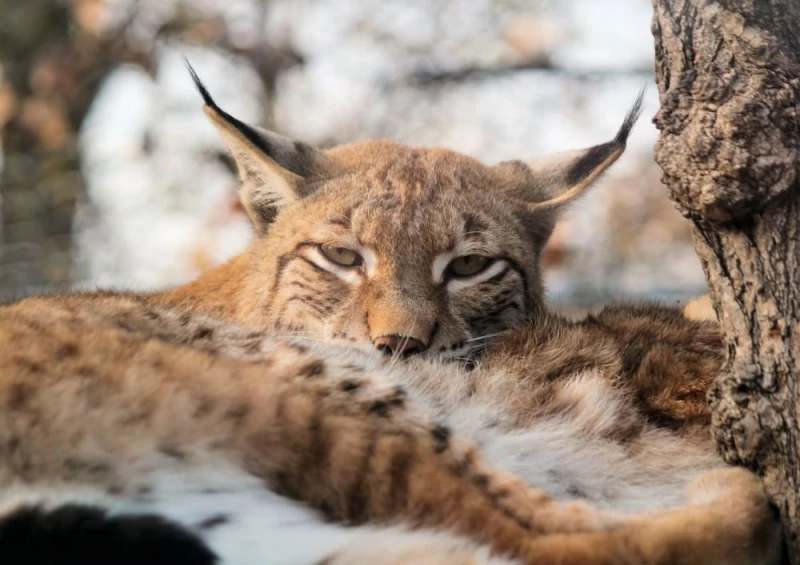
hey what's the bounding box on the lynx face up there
[189,66,641,361]
[247,146,549,361]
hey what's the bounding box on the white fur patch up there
[302,245,363,284]
[443,371,723,513]
[304,228,379,281]
[431,253,452,285]
[446,259,507,292]
[432,239,497,285]
[0,349,727,563]
[0,461,515,565]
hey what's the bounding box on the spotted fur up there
[0,293,782,564]
[0,70,782,563]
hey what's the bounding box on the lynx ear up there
[497,90,644,212]
[187,63,325,232]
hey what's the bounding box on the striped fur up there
[0,73,781,563]
[153,71,643,361]
[0,292,781,564]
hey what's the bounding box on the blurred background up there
[0,0,708,307]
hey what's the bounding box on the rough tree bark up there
[651,0,800,560]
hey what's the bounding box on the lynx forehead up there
[158,65,642,361]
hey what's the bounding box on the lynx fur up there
[0,68,781,565]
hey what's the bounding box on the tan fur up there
[0,81,781,563]
[155,140,632,362]
[683,293,717,321]
[0,295,608,545]
[0,293,781,564]
[151,86,641,357]
[154,142,549,354]
[473,303,722,431]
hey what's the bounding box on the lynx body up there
[0,71,781,564]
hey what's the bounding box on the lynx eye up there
[447,255,491,278]
[319,245,363,267]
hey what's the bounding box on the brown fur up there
[0,77,781,563]
[154,142,549,354]
[483,303,722,431]
[0,293,781,564]
[0,295,604,543]
[151,83,641,359]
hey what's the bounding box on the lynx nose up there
[373,335,426,357]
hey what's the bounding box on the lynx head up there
[189,66,642,361]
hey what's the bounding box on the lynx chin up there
[0,65,780,565]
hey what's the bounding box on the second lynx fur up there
[0,71,780,564]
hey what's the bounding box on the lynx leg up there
[223,339,625,557]
[0,303,617,565]
[308,467,778,565]
[509,467,780,565]
[6,299,774,565]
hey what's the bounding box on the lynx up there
[152,68,639,358]
[0,68,781,565]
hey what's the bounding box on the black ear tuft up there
[185,60,277,160]
[564,88,645,186]
[185,59,218,110]
[613,86,645,147]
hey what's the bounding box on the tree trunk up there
[651,0,800,559]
